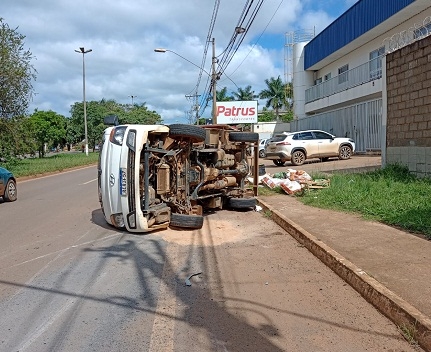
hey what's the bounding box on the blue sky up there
[3,0,357,124]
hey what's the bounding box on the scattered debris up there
[255,205,263,212]
[260,169,330,196]
[185,272,202,286]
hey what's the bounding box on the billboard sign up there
[216,100,258,124]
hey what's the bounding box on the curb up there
[257,198,431,351]
[16,163,97,182]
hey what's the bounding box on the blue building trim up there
[304,0,416,69]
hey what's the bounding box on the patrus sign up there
[216,101,258,124]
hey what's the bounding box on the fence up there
[291,99,382,153]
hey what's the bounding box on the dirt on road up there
[154,208,418,352]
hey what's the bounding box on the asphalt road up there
[0,165,418,352]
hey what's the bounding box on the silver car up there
[264,130,355,166]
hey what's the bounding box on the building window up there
[314,77,322,85]
[369,47,384,79]
[338,64,349,84]
[324,73,331,81]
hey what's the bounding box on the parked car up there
[258,139,267,158]
[0,167,17,202]
[264,130,355,166]
[98,117,258,233]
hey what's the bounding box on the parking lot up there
[257,154,381,176]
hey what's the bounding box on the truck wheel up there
[170,213,204,229]
[4,179,17,202]
[227,197,256,209]
[229,132,259,142]
[169,124,206,142]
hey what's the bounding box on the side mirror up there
[104,115,119,126]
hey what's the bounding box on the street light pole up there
[75,47,92,156]
[211,38,217,124]
[129,95,137,105]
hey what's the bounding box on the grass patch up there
[256,185,285,196]
[299,164,431,238]
[1,152,99,178]
[263,210,272,218]
[399,322,419,346]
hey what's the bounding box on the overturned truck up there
[97,117,259,233]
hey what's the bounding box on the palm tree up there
[259,76,288,121]
[216,87,233,102]
[232,85,257,101]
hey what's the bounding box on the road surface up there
[0,165,418,351]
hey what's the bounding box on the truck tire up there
[229,132,259,142]
[170,213,204,229]
[227,197,256,209]
[169,124,206,142]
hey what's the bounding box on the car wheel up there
[273,160,285,166]
[4,179,17,202]
[170,213,204,229]
[339,145,352,160]
[259,149,266,158]
[229,132,259,142]
[169,124,206,142]
[291,150,306,166]
[227,197,256,209]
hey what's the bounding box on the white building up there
[289,0,431,154]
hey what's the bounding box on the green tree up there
[232,85,257,101]
[285,81,294,110]
[0,117,36,160]
[69,99,162,150]
[259,76,288,121]
[280,109,294,122]
[27,110,66,157]
[216,87,233,102]
[258,107,276,122]
[0,18,37,118]
[121,103,162,125]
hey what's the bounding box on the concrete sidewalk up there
[256,156,431,351]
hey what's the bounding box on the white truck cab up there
[98,115,259,233]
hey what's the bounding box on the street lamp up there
[75,47,92,156]
[154,47,216,123]
[155,30,245,125]
[129,95,137,105]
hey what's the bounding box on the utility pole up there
[211,38,217,124]
[186,93,201,125]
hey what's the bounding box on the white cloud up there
[3,0,351,123]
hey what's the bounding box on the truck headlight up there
[110,213,125,228]
[109,126,127,146]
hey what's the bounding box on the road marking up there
[6,233,119,269]
[148,243,179,352]
[80,178,97,185]
[18,298,76,352]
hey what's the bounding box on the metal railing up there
[305,56,383,103]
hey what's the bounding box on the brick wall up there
[386,35,431,177]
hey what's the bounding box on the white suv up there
[264,130,355,166]
[98,116,258,233]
